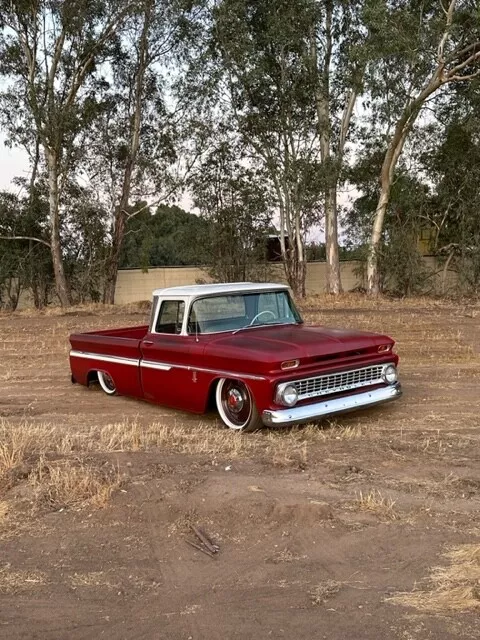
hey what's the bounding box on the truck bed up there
[69,325,149,359]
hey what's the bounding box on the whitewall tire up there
[97,371,117,395]
[215,378,263,432]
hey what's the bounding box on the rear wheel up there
[97,371,117,396]
[215,379,263,432]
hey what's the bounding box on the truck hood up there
[204,323,393,368]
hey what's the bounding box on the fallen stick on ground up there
[185,539,216,558]
[191,525,219,553]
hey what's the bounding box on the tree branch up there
[446,50,480,81]
[0,236,51,248]
[64,4,134,110]
[437,0,456,63]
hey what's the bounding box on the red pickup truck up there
[69,283,402,431]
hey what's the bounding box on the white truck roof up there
[152,282,289,298]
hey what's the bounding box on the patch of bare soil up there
[0,297,479,639]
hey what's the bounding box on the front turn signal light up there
[281,359,299,370]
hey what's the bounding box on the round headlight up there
[383,364,398,384]
[281,384,298,407]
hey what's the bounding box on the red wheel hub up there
[227,388,244,412]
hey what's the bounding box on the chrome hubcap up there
[227,388,244,413]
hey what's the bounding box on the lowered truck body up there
[69,283,402,431]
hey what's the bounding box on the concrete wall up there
[114,261,364,304]
[422,255,458,295]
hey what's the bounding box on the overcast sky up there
[0,134,30,192]
[0,133,330,242]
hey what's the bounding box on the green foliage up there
[0,0,131,166]
[0,189,52,309]
[363,0,480,129]
[0,0,479,303]
[345,151,430,296]
[119,204,211,269]
[189,141,273,282]
[420,86,480,293]
[179,0,325,294]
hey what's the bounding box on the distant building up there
[265,234,289,262]
[417,226,436,256]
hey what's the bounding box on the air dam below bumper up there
[262,383,402,427]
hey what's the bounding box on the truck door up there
[140,299,194,409]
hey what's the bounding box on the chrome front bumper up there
[262,383,402,427]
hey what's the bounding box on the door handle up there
[143,340,154,346]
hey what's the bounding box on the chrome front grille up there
[294,364,385,401]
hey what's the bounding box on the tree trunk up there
[367,110,421,295]
[283,245,306,298]
[367,76,444,295]
[102,1,152,304]
[325,187,342,294]
[46,150,71,306]
[441,249,455,295]
[7,278,21,311]
[103,208,127,304]
[311,4,343,295]
[366,184,390,295]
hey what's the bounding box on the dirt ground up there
[0,296,479,640]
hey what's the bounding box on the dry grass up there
[0,501,9,521]
[0,419,123,511]
[0,564,47,593]
[300,294,478,366]
[0,418,367,481]
[1,295,479,538]
[167,509,199,536]
[300,293,455,311]
[355,489,398,520]
[29,458,122,510]
[0,422,55,475]
[309,579,341,605]
[70,571,120,588]
[268,547,303,564]
[4,301,151,319]
[388,544,480,613]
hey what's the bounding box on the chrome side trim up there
[70,350,139,367]
[140,360,265,381]
[140,360,172,371]
[262,383,402,427]
[186,364,265,381]
[70,350,265,381]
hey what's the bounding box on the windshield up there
[188,290,302,335]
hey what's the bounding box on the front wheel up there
[215,379,263,432]
[97,371,117,396]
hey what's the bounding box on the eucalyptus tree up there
[0,188,52,309]
[183,0,323,297]
[189,138,273,283]
[0,0,132,305]
[421,84,480,293]
[345,145,431,296]
[310,0,367,294]
[363,0,480,294]
[84,0,181,304]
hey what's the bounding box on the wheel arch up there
[87,369,99,387]
[206,377,221,412]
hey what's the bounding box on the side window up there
[155,300,185,334]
